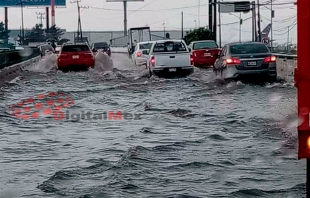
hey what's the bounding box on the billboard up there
[0,0,66,7]
[106,0,144,2]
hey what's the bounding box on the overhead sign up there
[218,1,251,13]
[262,37,270,45]
[0,0,66,7]
[218,3,234,13]
[106,0,144,2]
[234,1,251,12]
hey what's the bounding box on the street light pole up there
[239,12,242,42]
[16,1,25,45]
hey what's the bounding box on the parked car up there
[132,41,155,67]
[146,39,194,77]
[213,41,277,81]
[91,42,111,56]
[57,43,95,72]
[188,40,221,67]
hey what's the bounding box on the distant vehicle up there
[55,46,62,55]
[213,41,277,81]
[91,42,111,56]
[188,40,221,67]
[39,44,54,57]
[131,41,155,67]
[146,39,194,77]
[57,43,95,72]
[127,26,152,56]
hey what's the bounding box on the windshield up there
[193,41,218,50]
[61,45,90,52]
[139,43,153,50]
[93,42,109,49]
[230,44,270,54]
[153,41,187,52]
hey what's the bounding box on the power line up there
[274,20,296,35]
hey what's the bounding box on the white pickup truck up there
[146,39,194,77]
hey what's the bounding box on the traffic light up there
[298,130,310,159]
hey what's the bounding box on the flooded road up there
[0,53,303,198]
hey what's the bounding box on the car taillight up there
[150,56,155,67]
[137,52,142,57]
[190,53,194,65]
[263,55,276,63]
[225,58,241,65]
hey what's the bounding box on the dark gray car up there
[213,42,277,81]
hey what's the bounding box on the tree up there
[45,24,64,41]
[25,23,46,42]
[0,21,10,46]
[183,27,214,45]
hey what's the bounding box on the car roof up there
[93,42,108,45]
[227,41,265,46]
[154,39,184,43]
[138,41,155,44]
[63,43,88,46]
[192,40,216,43]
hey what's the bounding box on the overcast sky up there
[0,0,296,44]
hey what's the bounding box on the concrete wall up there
[0,56,41,86]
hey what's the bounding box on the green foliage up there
[25,24,46,41]
[0,21,10,46]
[183,27,214,45]
[45,24,65,41]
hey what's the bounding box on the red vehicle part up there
[296,0,310,159]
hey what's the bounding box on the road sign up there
[262,38,270,45]
[106,0,144,2]
[218,1,251,13]
[0,0,66,7]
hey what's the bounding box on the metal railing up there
[0,47,40,69]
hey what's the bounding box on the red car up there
[188,40,221,67]
[57,43,95,72]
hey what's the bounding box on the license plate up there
[247,61,256,66]
[169,68,176,72]
[204,53,211,57]
[72,55,79,59]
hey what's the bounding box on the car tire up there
[148,67,152,78]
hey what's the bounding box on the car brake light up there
[137,52,142,57]
[225,58,241,64]
[150,56,155,67]
[190,53,194,64]
[263,55,276,63]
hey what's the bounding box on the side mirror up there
[188,48,191,52]
[92,49,97,52]
[142,50,149,55]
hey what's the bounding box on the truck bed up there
[152,51,191,67]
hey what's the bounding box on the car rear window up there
[139,43,153,50]
[61,45,90,52]
[193,41,218,50]
[153,41,187,52]
[94,42,108,48]
[229,44,269,54]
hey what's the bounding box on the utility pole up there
[209,0,213,35]
[251,1,257,41]
[194,20,197,28]
[239,13,242,42]
[257,0,262,42]
[287,26,290,53]
[198,0,201,27]
[123,1,127,36]
[270,0,274,50]
[213,0,217,42]
[162,22,166,37]
[218,1,221,47]
[70,0,88,43]
[16,1,25,45]
[36,12,45,27]
[181,12,184,39]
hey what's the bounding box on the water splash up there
[94,52,113,72]
[27,54,57,73]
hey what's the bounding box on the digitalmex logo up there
[8,92,74,121]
